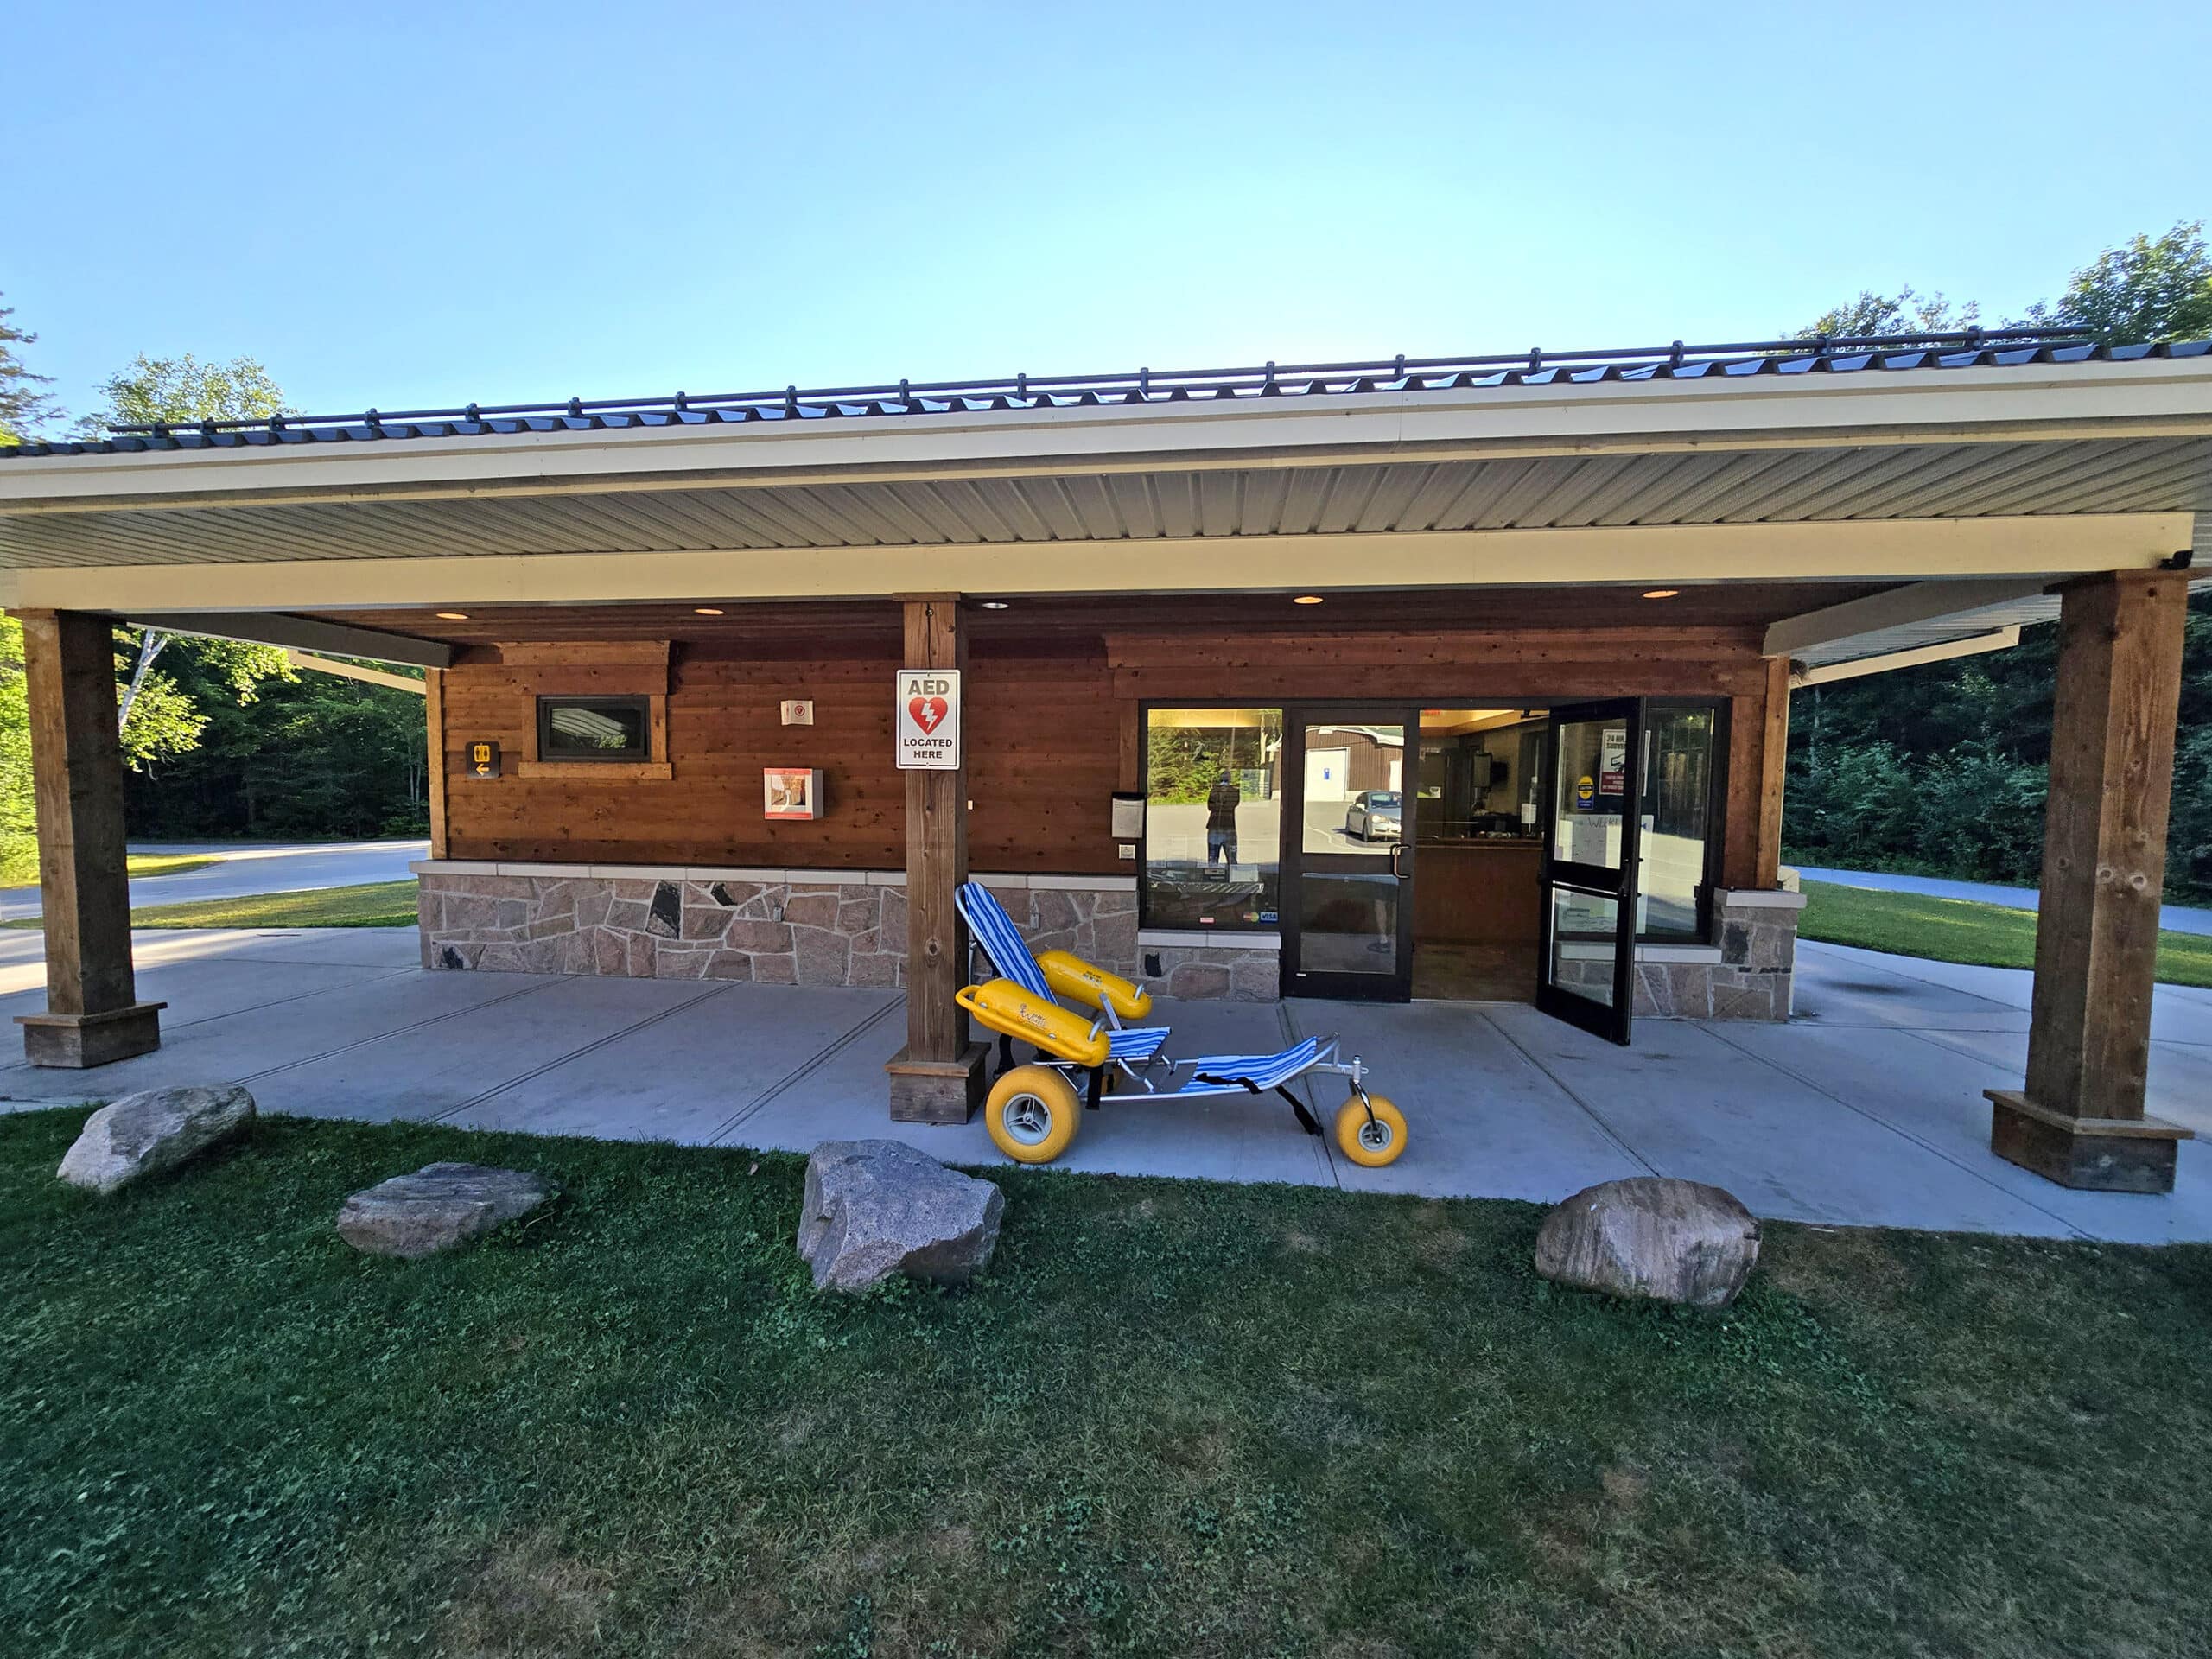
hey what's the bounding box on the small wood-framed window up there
[537,695,652,763]
[505,642,674,781]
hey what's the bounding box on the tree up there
[1786,219,2212,901]
[0,351,303,879]
[124,652,429,841]
[74,352,289,439]
[1793,286,1977,340]
[0,296,64,444]
[2020,221,2212,345]
[69,358,299,763]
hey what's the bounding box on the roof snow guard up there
[12,329,2205,461]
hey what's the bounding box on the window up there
[1637,703,1720,942]
[1141,707,1283,931]
[536,695,652,763]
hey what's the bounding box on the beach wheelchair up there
[952,882,1408,1168]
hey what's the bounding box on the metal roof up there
[13,327,2205,461]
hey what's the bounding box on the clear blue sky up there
[5,2,2207,423]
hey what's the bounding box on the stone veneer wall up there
[972,882,1139,981]
[417,865,1139,990]
[1633,889,1804,1020]
[418,867,1801,1019]
[1137,939,1281,1002]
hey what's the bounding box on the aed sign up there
[895,669,962,770]
[468,741,501,780]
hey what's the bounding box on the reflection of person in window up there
[1205,767,1242,870]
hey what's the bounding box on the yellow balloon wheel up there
[1334,1093,1408,1167]
[986,1065,1082,1165]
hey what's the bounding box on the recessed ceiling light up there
[694,607,726,615]
[1292,594,1325,605]
[979,601,1011,610]
[435,611,469,620]
[1641,589,1680,600]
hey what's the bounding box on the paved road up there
[1795,865,2212,938]
[0,839,428,923]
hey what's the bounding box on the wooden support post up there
[1986,569,2194,1191]
[13,611,165,1067]
[886,594,987,1122]
[424,666,448,860]
[1753,654,1790,890]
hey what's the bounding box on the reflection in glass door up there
[1537,700,1643,1043]
[1282,707,1416,1000]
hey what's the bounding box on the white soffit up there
[1,437,2208,573]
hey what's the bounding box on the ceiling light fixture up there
[979,601,1011,610]
[435,611,469,620]
[1641,588,1680,600]
[694,607,726,615]
[1292,594,1325,605]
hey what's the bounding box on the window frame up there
[1635,696,1729,946]
[1137,700,1288,934]
[534,693,655,766]
[1136,696,1730,946]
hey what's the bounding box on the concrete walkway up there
[0,839,429,923]
[1796,865,2212,938]
[2,926,2207,1244]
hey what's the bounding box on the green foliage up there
[0,296,64,443]
[1790,224,2212,902]
[1146,728,1227,803]
[123,668,427,840]
[1793,285,1976,339]
[1146,720,1273,804]
[0,350,423,853]
[0,615,34,883]
[73,352,290,439]
[1788,594,2212,903]
[2020,220,2212,346]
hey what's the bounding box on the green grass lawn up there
[1,880,418,931]
[5,1111,2209,1657]
[1798,878,2212,988]
[0,847,218,888]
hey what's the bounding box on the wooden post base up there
[16,1001,167,1069]
[886,1042,988,1125]
[1986,1090,2193,1193]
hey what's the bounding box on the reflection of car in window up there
[1344,791,1402,842]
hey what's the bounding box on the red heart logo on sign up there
[907,696,949,734]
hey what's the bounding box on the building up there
[3,333,2207,1190]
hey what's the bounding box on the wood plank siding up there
[431,610,1784,891]
[437,633,1126,875]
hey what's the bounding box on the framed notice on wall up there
[895,669,961,769]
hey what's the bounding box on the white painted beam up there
[1762,577,2053,658]
[283,650,428,693]
[1789,628,2023,686]
[125,611,454,667]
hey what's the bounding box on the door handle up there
[1390,843,1407,880]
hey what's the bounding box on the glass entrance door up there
[1537,699,1644,1044]
[1282,706,1416,1001]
